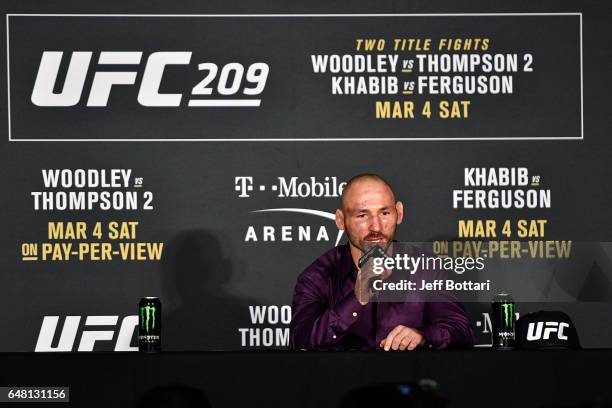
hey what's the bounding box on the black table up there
[0,351,610,408]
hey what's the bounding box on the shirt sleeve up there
[290,270,365,350]
[420,292,475,350]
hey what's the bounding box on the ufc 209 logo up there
[31,51,269,107]
[526,321,569,341]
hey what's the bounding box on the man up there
[290,174,474,350]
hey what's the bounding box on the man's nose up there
[369,215,382,231]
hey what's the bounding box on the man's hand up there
[354,265,393,306]
[380,325,426,351]
[354,267,371,305]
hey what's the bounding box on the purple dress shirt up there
[290,244,475,350]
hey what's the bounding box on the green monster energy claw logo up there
[140,305,156,333]
[501,303,514,329]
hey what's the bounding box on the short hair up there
[341,173,396,209]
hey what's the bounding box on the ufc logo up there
[526,321,569,341]
[31,51,192,107]
[35,315,138,352]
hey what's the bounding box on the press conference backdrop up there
[1,0,611,352]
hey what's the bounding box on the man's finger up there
[383,334,394,351]
[398,336,410,351]
[407,338,418,351]
[384,325,406,351]
[384,332,399,351]
[391,331,407,350]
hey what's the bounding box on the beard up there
[347,230,395,253]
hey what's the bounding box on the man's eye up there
[357,214,366,218]
[382,211,390,216]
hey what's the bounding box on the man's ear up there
[395,201,404,225]
[335,209,345,230]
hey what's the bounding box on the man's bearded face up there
[339,180,403,252]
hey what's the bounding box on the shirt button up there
[332,335,337,339]
[352,312,358,317]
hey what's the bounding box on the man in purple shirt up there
[290,174,474,351]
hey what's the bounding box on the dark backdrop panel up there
[0,0,610,352]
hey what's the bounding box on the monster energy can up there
[491,292,516,350]
[138,297,161,353]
